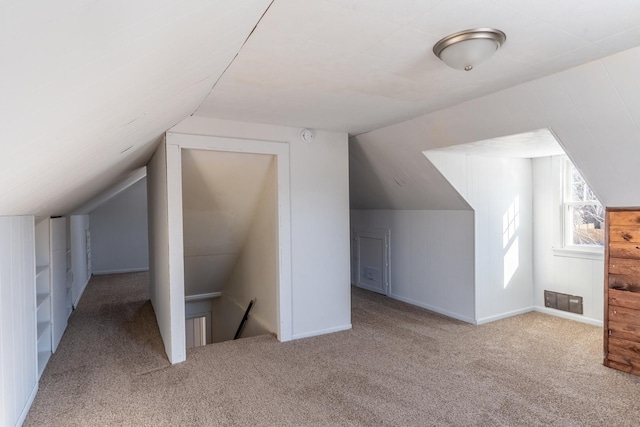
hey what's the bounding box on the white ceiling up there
[426,128,565,159]
[4,0,640,217]
[196,0,640,134]
[0,0,271,216]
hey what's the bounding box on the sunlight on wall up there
[503,196,520,287]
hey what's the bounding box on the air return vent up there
[544,290,583,315]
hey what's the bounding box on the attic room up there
[2,0,640,426]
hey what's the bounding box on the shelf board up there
[37,321,51,340]
[38,351,51,378]
[36,293,50,309]
[36,265,49,278]
[66,248,72,255]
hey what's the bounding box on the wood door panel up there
[609,211,640,226]
[606,208,640,376]
[609,320,640,342]
[609,226,640,243]
[609,288,640,309]
[605,357,640,375]
[609,275,640,293]
[609,242,640,260]
[609,337,640,363]
[609,305,640,327]
[609,257,640,276]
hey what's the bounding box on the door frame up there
[165,133,293,362]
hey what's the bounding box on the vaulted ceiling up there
[3,0,640,216]
[0,0,272,216]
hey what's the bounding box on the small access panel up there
[354,228,390,296]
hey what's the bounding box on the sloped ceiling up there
[428,128,565,159]
[350,46,640,209]
[195,0,640,134]
[0,0,272,216]
[181,149,274,295]
[5,0,640,217]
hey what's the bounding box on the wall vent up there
[544,290,583,315]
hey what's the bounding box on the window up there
[563,159,604,248]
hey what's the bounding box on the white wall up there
[426,152,534,323]
[0,216,37,427]
[70,214,90,307]
[90,177,149,275]
[147,139,185,364]
[169,116,351,341]
[350,210,475,323]
[532,156,604,325]
[224,158,278,334]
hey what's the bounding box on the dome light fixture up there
[433,28,506,71]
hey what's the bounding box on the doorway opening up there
[181,149,279,346]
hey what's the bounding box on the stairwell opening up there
[181,149,278,347]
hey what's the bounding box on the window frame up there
[561,158,604,252]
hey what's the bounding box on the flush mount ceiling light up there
[433,28,506,71]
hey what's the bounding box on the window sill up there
[552,247,604,260]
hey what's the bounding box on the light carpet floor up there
[25,272,640,426]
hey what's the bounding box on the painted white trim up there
[16,383,38,427]
[388,293,475,324]
[552,247,604,261]
[74,167,146,214]
[292,324,352,340]
[476,306,534,325]
[166,132,293,344]
[73,275,91,309]
[184,292,222,301]
[534,306,603,327]
[92,268,149,275]
[166,143,186,364]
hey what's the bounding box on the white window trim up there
[561,158,604,254]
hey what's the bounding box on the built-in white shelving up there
[35,218,52,379]
[36,293,50,308]
[50,217,68,353]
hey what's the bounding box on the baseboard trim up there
[73,275,91,309]
[388,293,475,324]
[355,283,385,295]
[16,382,38,427]
[92,267,149,275]
[476,307,535,325]
[534,306,603,327]
[292,324,352,340]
